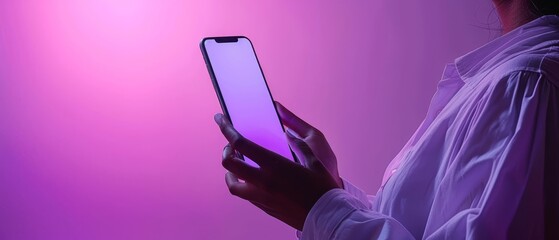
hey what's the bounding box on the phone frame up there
[200,36,299,163]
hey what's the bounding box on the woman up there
[214,0,559,239]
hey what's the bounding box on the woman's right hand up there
[275,101,344,188]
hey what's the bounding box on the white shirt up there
[300,15,559,240]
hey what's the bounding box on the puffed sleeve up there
[423,70,559,239]
[300,70,559,240]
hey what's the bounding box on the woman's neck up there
[493,0,538,33]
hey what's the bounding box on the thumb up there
[286,129,321,170]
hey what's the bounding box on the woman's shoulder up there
[488,45,559,86]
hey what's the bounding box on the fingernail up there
[214,114,223,125]
[222,145,230,159]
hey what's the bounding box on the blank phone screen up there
[202,37,294,166]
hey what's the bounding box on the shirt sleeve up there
[296,178,376,238]
[300,70,559,240]
[341,178,374,209]
[423,70,559,239]
[300,189,415,240]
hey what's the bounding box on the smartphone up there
[200,36,297,167]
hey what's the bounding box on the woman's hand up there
[275,102,344,188]
[214,105,341,230]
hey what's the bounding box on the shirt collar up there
[454,15,559,80]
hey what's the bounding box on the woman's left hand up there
[214,113,341,231]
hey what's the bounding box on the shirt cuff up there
[342,178,373,209]
[300,188,368,240]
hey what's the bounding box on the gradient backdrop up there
[0,0,499,239]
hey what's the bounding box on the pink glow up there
[0,0,497,239]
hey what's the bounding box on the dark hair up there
[530,0,559,16]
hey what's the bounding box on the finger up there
[224,143,243,159]
[215,113,287,168]
[222,143,234,159]
[226,172,252,198]
[225,171,239,184]
[285,130,308,166]
[223,145,261,182]
[225,172,262,201]
[274,102,315,138]
[287,135,321,169]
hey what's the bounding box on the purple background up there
[0,0,498,239]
